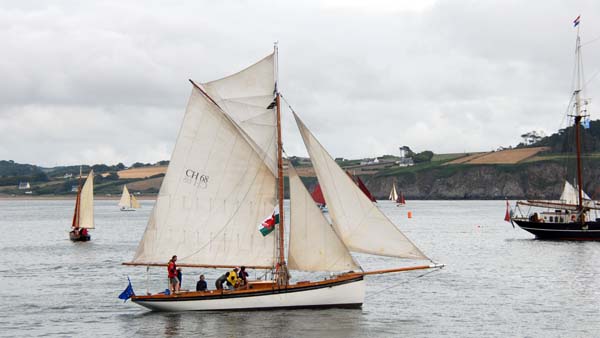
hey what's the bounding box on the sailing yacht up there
[512,18,600,240]
[389,184,398,201]
[118,185,140,211]
[123,47,442,311]
[70,169,94,241]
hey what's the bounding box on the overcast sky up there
[1,0,600,167]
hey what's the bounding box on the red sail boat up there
[311,183,327,212]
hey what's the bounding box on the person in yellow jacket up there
[226,267,239,290]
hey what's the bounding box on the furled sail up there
[294,113,428,260]
[201,54,277,176]
[131,85,277,267]
[288,165,360,272]
[389,185,398,201]
[79,170,94,229]
[118,185,131,208]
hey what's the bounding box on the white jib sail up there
[288,165,360,272]
[389,185,398,201]
[131,194,141,209]
[119,185,131,208]
[79,170,94,229]
[560,180,592,205]
[201,53,277,176]
[131,85,277,267]
[294,113,428,260]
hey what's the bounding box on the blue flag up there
[582,118,590,129]
[118,277,135,302]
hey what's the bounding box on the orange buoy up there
[407,211,412,218]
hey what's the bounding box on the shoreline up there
[0,195,158,201]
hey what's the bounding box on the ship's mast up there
[274,43,288,285]
[72,166,83,228]
[571,20,588,220]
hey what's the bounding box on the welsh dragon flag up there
[259,206,279,236]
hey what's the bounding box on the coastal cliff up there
[365,161,600,200]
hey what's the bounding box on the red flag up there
[504,200,511,222]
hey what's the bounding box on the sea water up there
[1,199,599,337]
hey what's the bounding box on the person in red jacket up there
[167,255,179,294]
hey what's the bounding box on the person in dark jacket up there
[238,266,249,286]
[196,274,207,292]
[215,272,229,290]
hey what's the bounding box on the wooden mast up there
[573,23,586,223]
[274,43,288,285]
[71,166,82,228]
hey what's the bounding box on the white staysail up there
[118,185,131,208]
[560,180,592,205]
[389,185,398,201]
[131,85,277,268]
[288,165,360,272]
[294,113,428,260]
[201,54,277,176]
[79,170,94,229]
[131,194,141,209]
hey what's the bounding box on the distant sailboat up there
[398,191,406,205]
[70,169,94,242]
[123,48,442,311]
[389,184,398,201]
[310,183,328,212]
[353,175,377,202]
[118,185,141,211]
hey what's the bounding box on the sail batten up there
[288,165,360,272]
[294,113,428,260]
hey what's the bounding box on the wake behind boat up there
[122,47,442,311]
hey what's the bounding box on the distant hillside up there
[528,119,600,153]
[0,160,43,176]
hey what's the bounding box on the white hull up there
[133,278,364,312]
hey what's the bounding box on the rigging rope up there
[365,266,444,300]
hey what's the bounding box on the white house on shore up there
[18,182,31,190]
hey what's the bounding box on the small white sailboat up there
[123,48,442,311]
[70,169,94,241]
[118,185,140,211]
[389,184,398,201]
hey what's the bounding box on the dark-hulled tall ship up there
[512,16,600,240]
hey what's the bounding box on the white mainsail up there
[288,165,360,272]
[294,113,428,260]
[131,85,277,268]
[201,54,277,176]
[389,185,398,201]
[79,170,94,229]
[118,185,132,208]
